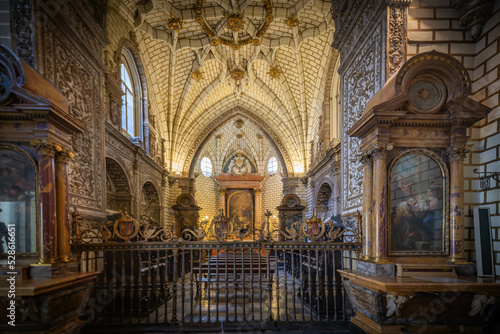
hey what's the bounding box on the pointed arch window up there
[120,48,143,138]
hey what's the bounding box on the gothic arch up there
[315,180,335,218]
[140,181,161,223]
[105,157,132,214]
[187,108,292,177]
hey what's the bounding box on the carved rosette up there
[447,144,471,161]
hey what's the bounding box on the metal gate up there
[71,212,361,332]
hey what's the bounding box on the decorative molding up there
[454,0,495,41]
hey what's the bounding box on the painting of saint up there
[228,191,253,231]
[389,152,445,254]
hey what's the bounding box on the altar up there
[215,173,264,231]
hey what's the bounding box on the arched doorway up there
[140,181,161,223]
[105,157,132,214]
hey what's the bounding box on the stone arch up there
[140,181,161,223]
[315,181,335,219]
[105,157,132,214]
[187,108,292,177]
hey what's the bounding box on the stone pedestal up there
[355,260,395,277]
[30,261,79,279]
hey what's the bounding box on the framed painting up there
[388,149,449,255]
[227,190,253,231]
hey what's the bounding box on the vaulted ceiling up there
[111,0,337,175]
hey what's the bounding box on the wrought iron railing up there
[72,240,360,331]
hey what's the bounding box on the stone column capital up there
[357,151,373,165]
[30,139,59,157]
[55,149,75,163]
[253,188,262,194]
[218,188,227,194]
[447,144,471,161]
[369,143,394,160]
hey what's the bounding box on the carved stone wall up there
[340,14,386,215]
[332,0,410,216]
[10,0,36,67]
[35,0,107,219]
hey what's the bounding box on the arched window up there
[121,48,142,138]
[267,157,278,175]
[200,157,213,177]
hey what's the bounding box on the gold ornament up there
[231,68,245,81]
[166,14,183,32]
[285,14,299,29]
[269,65,282,79]
[226,13,245,32]
[191,68,203,81]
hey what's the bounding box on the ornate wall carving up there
[10,0,36,67]
[35,1,107,218]
[341,20,385,213]
[387,4,408,78]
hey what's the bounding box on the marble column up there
[218,188,226,215]
[254,188,262,229]
[31,140,58,264]
[447,145,470,263]
[359,151,373,260]
[55,149,73,262]
[371,143,393,263]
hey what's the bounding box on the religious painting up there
[0,147,37,255]
[227,191,253,231]
[388,150,448,255]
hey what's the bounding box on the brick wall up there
[194,173,219,221]
[408,0,500,275]
[262,169,283,221]
[0,0,10,48]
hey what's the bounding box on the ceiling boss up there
[195,0,273,49]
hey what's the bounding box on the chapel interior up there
[1,0,500,333]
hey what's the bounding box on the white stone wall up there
[408,0,500,274]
